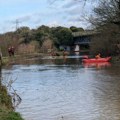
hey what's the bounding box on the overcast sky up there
[0,0,97,33]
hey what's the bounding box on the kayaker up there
[95,53,101,59]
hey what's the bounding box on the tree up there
[89,0,120,56]
[33,30,45,46]
[17,26,32,44]
[89,0,120,28]
[52,27,73,47]
[37,25,51,34]
[70,26,84,32]
[90,24,119,56]
[33,25,52,47]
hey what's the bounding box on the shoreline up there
[1,53,120,66]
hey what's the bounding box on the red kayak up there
[82,57,111,63]
[83,62,111,68]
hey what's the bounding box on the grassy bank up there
[0,85,24,120]
[0,108,23,120]
[1,53,45,66]
[1,54,120,66]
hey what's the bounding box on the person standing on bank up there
[8,46,15,56]
[11,46,15,56]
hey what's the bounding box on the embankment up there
[0,84,24,120]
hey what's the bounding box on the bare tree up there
[89,0,120,27]
[89,0,120,56]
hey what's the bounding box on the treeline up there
[0,26,84,56]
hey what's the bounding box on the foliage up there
[0,110,24,120]
[17,26,32,44]
[70,26,84,32]
[0,86,23,120]
[37,25,51,34]
[89,0,120,27]
[90,24,120,56]
[0,25,79,55]
[89,0,120,55]
[0,85,12,109]
[52,27,73,47]
[0,76,23,120]
[32,25,52,47]
[0,32,20,56]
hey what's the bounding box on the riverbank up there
[0,85,24,120]
[1,53,44,66]
[111,56,120,63]
[1,51,66,65]
[1,53,120,66]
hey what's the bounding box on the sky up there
[0,0,97,33]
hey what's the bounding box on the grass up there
[0,85,12,109]
[1,53,43,66]
[0,108,24,120]
[0,85,24,120]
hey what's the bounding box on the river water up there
[2,57,120,120]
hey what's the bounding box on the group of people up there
[8,46,15,56]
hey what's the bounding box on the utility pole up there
[14,19,21,50]
[15,19,21,31]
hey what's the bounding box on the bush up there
[0,85,24,120]
[0,110,24,120]
[1,112,24,120]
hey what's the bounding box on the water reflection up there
[11,56,83,66]
[2,57,120,120]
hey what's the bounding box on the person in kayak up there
[95,53,101,59]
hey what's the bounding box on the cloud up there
[47,21,60,27]
[5,14,32,25]
[59,0,97,28]
[0,0,97,33]
[68,15,81,22]
[17,16,31,22]
[0,0,41,6]
[62,0,80,8]
[66,6,83,15]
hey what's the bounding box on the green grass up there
[0,108,24,120]
[1,57,9,66]
[0,86,12,109]
[0,85,24,120]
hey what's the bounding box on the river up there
[2,57,120,120]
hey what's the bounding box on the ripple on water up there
[2,63,120,120]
